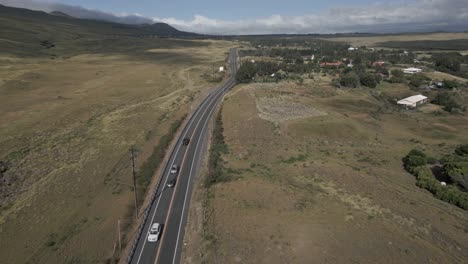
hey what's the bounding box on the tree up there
[359,72,378,88]
[443,79,459,89]
[391,69,404,78]
[432,92,462,112]
[455,144,468,156]
[403,149,427,173]
[236,62,256,83]
[433,53,461,72]
[408,73,430,87]
[443,162,468,190]
[339,73,360,88]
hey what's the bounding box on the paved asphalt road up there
[130,48,238,264]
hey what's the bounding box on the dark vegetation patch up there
[377,39,468,51]
[403,145,468,210]
[205,108,231,187]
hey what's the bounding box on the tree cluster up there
[403,146,468,210]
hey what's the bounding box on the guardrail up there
[125,49,237,264]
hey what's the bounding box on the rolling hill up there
[0,4,199,57]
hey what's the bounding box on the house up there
[403,67,423,74]
[376,73,388,79]
[372,61,385,66]
[320,62,343,67]
[397,94,428,108]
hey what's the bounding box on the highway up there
[128,48,238,264]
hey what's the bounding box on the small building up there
[403,67,423,74]
[219,66,225,72]
[320,62,343,67]
[372,61,385,67]
[397,94,428,108]
[348,47,358,51]
[250,59,256,64]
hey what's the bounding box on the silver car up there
[147,223,161,242]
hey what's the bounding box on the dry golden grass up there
[0,39,236,263]
[188,76,468,263]
[327,32,468,48]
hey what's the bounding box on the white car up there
[170,164,179,174]
[147,223,161,242]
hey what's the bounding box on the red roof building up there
[320,62,343,67]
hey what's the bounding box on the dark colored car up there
[167,178,177,188]
[183,138,190,146]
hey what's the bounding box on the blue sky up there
[2,0,468,34]
[57,0,375,20]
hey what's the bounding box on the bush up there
[391,69,404,78]
[339,72,360,88]
[403,148,468,210]
[359,72,379,88]
[433,53,461,72]
[205,109,230,187]
[403,149,427,173]
[455,144,468,156]
[432,92,462,112]
[137,116,186,192]
[443,162,468,190]
[443,79,459,89]
[236,62,256,83]
[408,73,430,87]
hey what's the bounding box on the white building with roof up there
[397,94,428,108]
[404,67,423,74]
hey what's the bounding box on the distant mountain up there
[0,4,201,56]
[49,11,73,18]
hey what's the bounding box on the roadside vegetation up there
[0,5,235,263]
[197,33,468,264]
[137,116,186,198]
[403,146,468,210]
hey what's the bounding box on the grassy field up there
[327,32,468,49]
[0,37,235,263]
[183,73,468,263]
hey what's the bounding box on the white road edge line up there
[135,89,217,264]
[135,75,231,264]
[171,55,236,264]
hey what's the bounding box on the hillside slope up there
[0,4,198,57]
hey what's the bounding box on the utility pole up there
[130,146,138,220]
[118,218,122,252]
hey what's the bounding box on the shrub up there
[443,162,468,190]
[455,144,468,156]
[339,72,360,88]
[408,73,430,87]
[403,149,427,173]
[432,92,462,112]
[236,62,256,83]
[443,79,459,89]
[359,72,379,88]
[391,69,404,78]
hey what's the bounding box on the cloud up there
[0,0,154,24]
[1,0,468,34]
[154,0,468,34]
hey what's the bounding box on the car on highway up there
[183,138,190,146]
[170,164,179,174]
[167,177,177,188]
[147,223,161,242]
